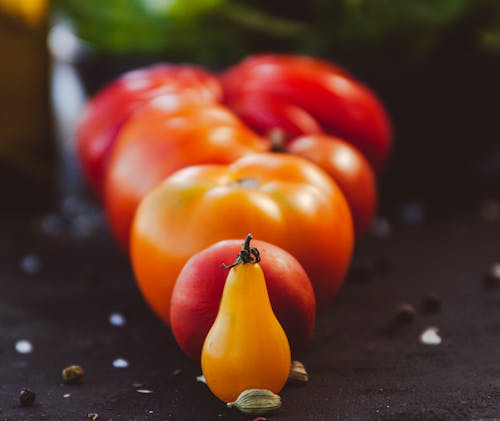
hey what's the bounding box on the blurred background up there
[1,0,500,216]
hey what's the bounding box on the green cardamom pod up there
[226,388,281,415]
[287,360,308,385]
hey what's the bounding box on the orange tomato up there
[131,152,354,324]
[104,102,268,250]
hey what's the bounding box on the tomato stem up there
[268,128,287,152]
[222,233,261,269]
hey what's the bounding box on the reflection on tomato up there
[288,134,377,237]
[131,152,354,324]
[227,92,322,140]
[104,102,268,250]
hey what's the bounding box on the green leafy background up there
[54,0,500,65]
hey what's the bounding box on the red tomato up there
[131,152,354,324]
[76,64,221,196]
[287,134,377,237]
[170,238,316,362]
[104,102,269,250]
[227,92,322,139]
[220,54,392,170]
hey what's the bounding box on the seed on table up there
[62,364,84,384]
[19,388,36,406]
[392,303,416,325]
[287,360,309,385]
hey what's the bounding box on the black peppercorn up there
[19,388,36,406]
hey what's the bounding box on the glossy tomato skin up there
[131,152,354,324]
[104,102,269,250]
[220,54,392,171]
[170,239,316,362]
[228,92,322,140]
[76,64,221,196]
[288,134,377,237]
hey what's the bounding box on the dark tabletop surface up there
[0,197,500,421]
[1,55,500,420]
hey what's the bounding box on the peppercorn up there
[392,303,416,325]
[62,364,84,384]
[19,388,36,406]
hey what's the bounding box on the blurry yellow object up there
[0,0,47,25]
[0,0,51,180]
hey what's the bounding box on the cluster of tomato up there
[77,54,392,377]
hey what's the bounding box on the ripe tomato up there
[131,152,354,324]
[104,102,268,250]
[227,92,322,140]
[220,54,392,170]
[76,64,221,196]
[170,238,316,362]
[287,134,377,237]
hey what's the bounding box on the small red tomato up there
[287,134,377,237]
[220,54,392,171]
[76,64,221,196]
[170,238,316,362]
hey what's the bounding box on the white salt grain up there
[108,312,126,327]
[419,326,442,345]
[15,340,33,354]
[112,358,129,368]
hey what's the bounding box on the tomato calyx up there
[232,177,260,189]
[222,234,261,269]
[268,128,287,153]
